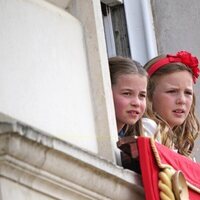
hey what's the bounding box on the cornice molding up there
[0,121,144,199]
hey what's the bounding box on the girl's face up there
[152,71,193,128]
[112,74,147,132]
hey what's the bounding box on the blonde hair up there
[144,55,200,156]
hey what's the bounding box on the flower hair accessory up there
[147,51,200,83]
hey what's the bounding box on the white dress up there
[142,117,158,137]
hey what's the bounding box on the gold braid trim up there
[150,138,176,200]
[149,137,200,199]
[158,169,175,200]
[150,137,173,170]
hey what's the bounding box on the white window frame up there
[102,4,117,57]
[123,0,158,64]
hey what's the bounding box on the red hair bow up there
[148,51,200,83]
[169,51,199,81]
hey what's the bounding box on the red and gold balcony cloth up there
[137,137,200,200]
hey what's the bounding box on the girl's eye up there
[167,90,176,93]
[139,93,146,98]
[123,92,131,96]
[185,91,193,95]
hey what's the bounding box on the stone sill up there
[0,118,144,200]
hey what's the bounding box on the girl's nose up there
[130,97,140,106]
[176,93,186,105]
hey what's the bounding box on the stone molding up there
[0,121,144,200]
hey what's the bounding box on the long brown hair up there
[109,56,147,136]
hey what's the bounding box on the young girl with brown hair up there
[109,56,157,138]
[109,56,157,172]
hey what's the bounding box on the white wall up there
[0,0,98,152]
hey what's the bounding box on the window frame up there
[102,0,158,64]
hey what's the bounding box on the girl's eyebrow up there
[167,85,193,90]
[164,87,194,94]
[120,88,133,91]
[164,87,178,90]
[120,88,147,94]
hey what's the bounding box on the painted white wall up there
[0,0,98,152]
[67,0,119,161]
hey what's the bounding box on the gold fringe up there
[150,137,200,197]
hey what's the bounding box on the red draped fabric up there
[137,137,200,200]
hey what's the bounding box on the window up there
[101,2,131,57]
[102,0,158,64]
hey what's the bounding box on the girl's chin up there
[127,120,138,125]
[168,120,185,128]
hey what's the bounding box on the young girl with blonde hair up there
[144,50,200,157]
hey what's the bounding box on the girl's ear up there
[147,99,153,110]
